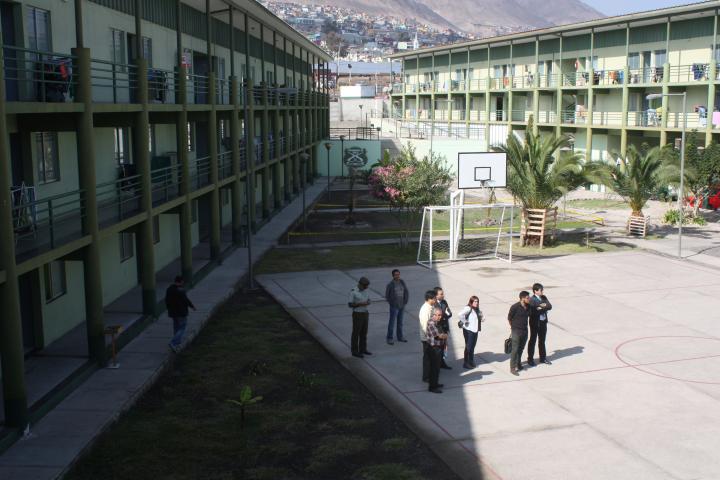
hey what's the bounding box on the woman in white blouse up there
[459,296,483,369]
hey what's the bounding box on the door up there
[193,52,209,103]
[495,96,504,121]
[24,5,51,101]
[642,51,651,82]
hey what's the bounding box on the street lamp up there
[300,152,310,232]
[339,134,346,178]
[359,104,364,128]
[647,92,686,259]
[430,98,452,160]
[324,142,332,201]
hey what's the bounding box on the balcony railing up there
[510,110,532,122]
[434,109,449,121]
[666,111,702,128]
[218,151,233,179]
[591,111,623,126]
[490,110,507,122]
[511,75,536,89]
[96,170,142,227]
[627,110,659,127]
[13,189,85,262]
[468,78,488,90]
[239,144,248,171]
[536,74,560,88]
[628,67,664,85]
[148,67,176,104]
[190,155,212,190]
[215,77,231,104]
[2,46,78,103]
[668,64,710,83]
[536,110,557,123]
[151,164,182,205]
[468,110,487,122]
[90,58,138,103]
[490,77,510,90]
[561,109,588,124]
[187,74,210,104]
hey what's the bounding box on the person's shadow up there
[475,351,510,364]
[547,346,584,362]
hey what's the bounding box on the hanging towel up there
[712,111,720,126]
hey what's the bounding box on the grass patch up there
[257,244,418,274]
[509,233,636,257]
[65,290,458,480]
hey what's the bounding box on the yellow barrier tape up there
[563,208,605,225]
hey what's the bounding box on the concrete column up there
[273,109,282,209]
[292,112,300,195]
[230,76,243,243]
[134,58,156,317]
[208,72,221,260]
[621,66,629,157]
[0,45,28,429]
[73,47,105,364]
[261,87,271,218]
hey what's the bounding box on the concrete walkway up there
[258,251,720,480]
[0,180,328,480]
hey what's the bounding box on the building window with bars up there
[120,232,134,262]
[36,132,59,184]
[44,260,66,302]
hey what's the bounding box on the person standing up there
[418,290,437,383]
[528,283,553,366]
[507,291,531,376]
[385,269,409,345]
[426,307,448,393]
[459,295,483,369]
[165,275,196,353]
[434,287,453,370]
[348,277,373,358]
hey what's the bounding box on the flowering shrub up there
[368,143,453,247]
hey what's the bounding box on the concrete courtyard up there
[258,250,720,480]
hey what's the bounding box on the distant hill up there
[280,0,603,36]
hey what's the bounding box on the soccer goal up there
[417,201,516,268]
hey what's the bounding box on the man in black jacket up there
[434,287,453,370]
[165,276,196,353]
[507,291,531,376]
[385,269,409,344]
[527,282,552,366]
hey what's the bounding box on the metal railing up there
[490,110,507,122]
[2,45,77,102]
[96,171,142,227]
[666,111,702,128]
[328,127,379,140]
[151,164,182,205]
[239,144,248,171]
[188,73,210,104]
[468,78,489,90]
[148,67,176,104]
[628,67,664,85]
[490,77,511,90]
[668,64,710,83]
[13,189,85,261]
[591,111,623,126]
[536,110,557,123]
[190,156,212,190]
[468,110,487,122]
[510,110,532,122]
[215,77,231,104]
[594,69,625,85]
[560,109,588,124]
[90,58,138,103]
[536,74,560,88]
[511,75,536,89]
[218,151,233,179]
[255,139,264,166]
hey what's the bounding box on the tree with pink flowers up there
[369,144,453,247]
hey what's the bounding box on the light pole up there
[359,104,364,128]
[324,142,332,201]
[242,80,254,290]
[647,92,686,259]
[339,134,346,178]
[300,152,310,232]
[430,98,451,160]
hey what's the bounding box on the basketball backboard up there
[457,152,507,189]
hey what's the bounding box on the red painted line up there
[269,278,505,480]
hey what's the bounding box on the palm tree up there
[602,144,672,217]
[494,116,598,244]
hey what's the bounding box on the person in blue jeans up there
[165,275,196,353]
[385,269,409,344]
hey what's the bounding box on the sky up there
[583,0,703,16]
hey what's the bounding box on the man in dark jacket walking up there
[385,269,409,344]
[507,291,531,375]
[165,276,196,353]
[527,282,552,366]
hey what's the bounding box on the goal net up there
[417,201,516,268]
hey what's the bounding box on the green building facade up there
[0,0,330,430]
[389,2,720,157]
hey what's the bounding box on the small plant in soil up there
[227,385,263,429]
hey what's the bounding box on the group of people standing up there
[348,271,553,393]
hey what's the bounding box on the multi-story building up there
[389,2,720,157]
[0,0,330,430]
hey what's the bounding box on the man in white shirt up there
[348,277,372,358]
[418,290,437,382]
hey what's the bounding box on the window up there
[628,52,640,69]
[114,127,131,165]
[26,6,51,51]
[152,216,160,244]
[120,232,134,261]
[654,49,667,67]
[187,122,195,152]
[44,261,66,302]
[36,132,59,184]
[111,29,126,68]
